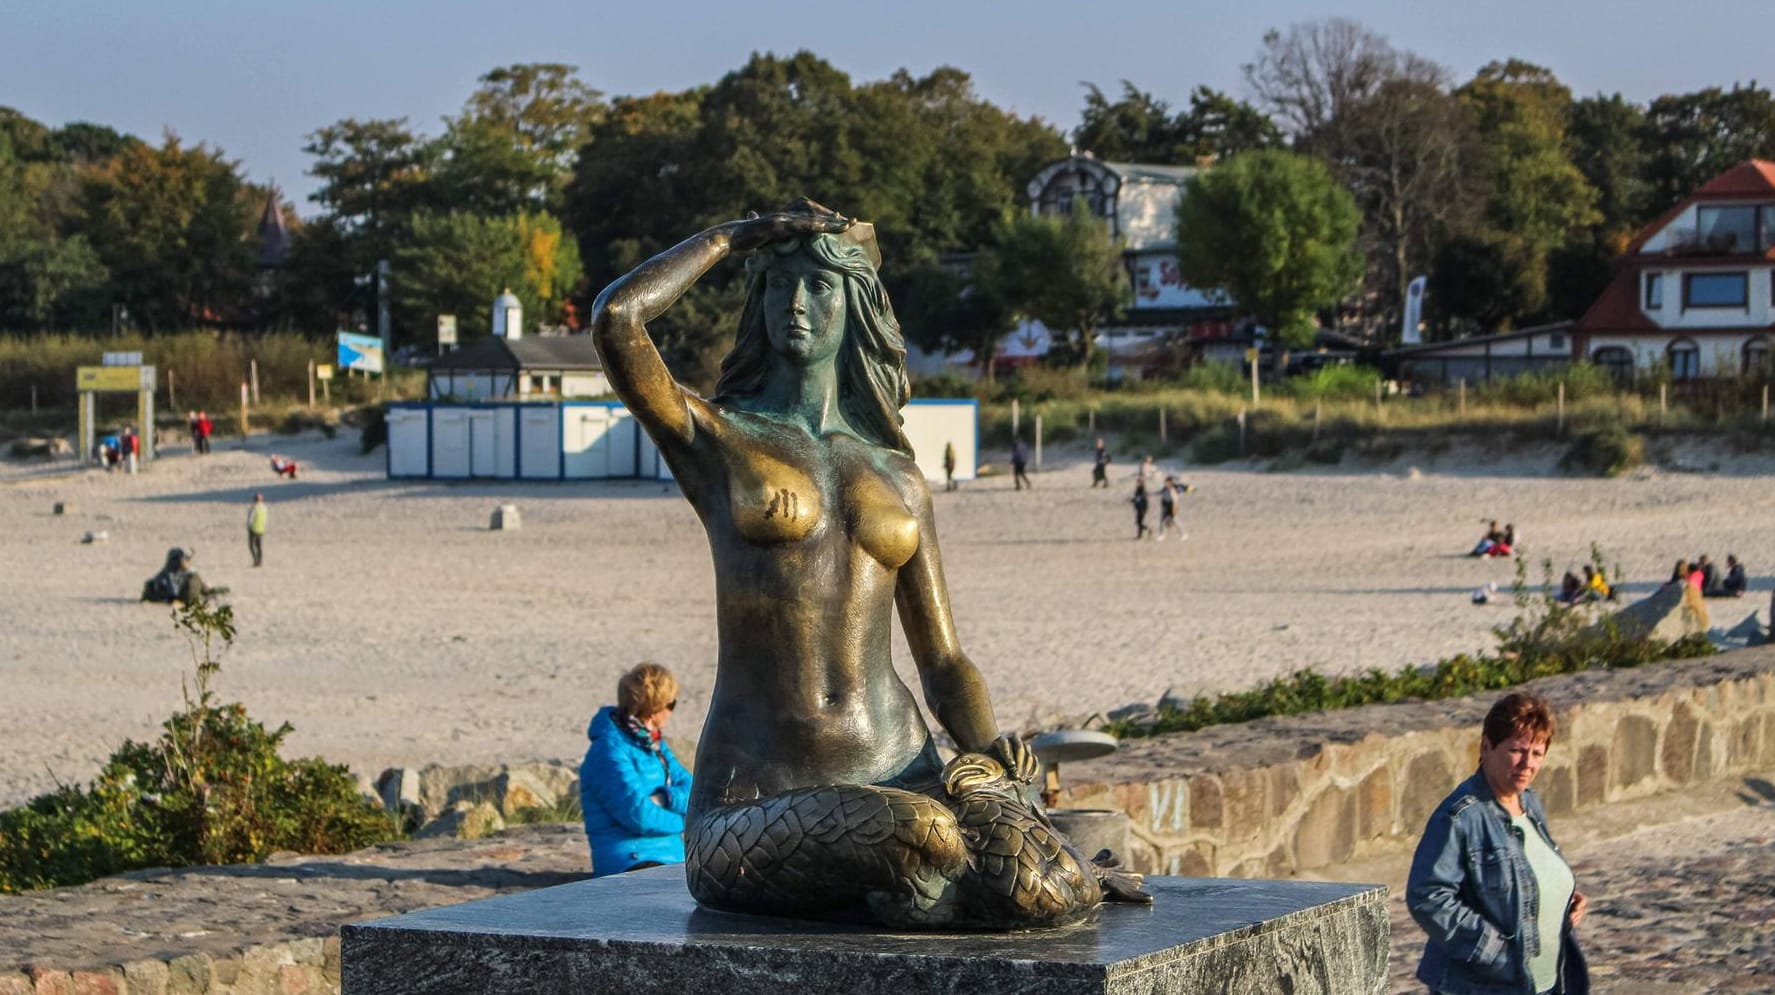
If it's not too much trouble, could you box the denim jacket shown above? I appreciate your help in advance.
[1406,772,1580,995]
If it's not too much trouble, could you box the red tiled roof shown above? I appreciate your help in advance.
[1575,270,1657,333]
[1692,159,1775,199]
[1624,159,1775,255]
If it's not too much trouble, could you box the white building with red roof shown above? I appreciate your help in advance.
[1574,160,1775,379]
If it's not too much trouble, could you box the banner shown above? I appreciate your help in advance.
[337,331,385,374]
[1401,276,1427,345]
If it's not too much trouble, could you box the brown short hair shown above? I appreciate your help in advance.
[1482,691,1555,748]
[617,663,678,718]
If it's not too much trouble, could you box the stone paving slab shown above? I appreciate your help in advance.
[0,825,590,975]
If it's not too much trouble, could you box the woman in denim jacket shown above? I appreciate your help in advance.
[1407,692,1589,995]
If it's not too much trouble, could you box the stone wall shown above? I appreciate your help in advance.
[0,938,338,995]
[7,649,1770,994]
[1057,648,1775,878]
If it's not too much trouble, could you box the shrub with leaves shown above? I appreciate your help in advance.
[0,601,395,893]
[1106,546,1713,740]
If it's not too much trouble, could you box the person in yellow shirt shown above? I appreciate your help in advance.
[247,493,268,567]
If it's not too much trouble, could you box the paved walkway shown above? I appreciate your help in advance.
[4,783,1772,993]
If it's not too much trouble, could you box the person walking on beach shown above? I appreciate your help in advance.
[1156,476,1186,542]
[1130,480,1152,540]
[1091,438,1111,488]
[122,425,139,474]
[1011,437,1032,491]
[195,411,213,454]
[943,441,958,492]
[247,493,268,567]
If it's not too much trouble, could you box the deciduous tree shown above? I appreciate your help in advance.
[1173,149,1361,352]
[977,202,1124,369]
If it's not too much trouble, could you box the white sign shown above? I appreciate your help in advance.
[437,314,458,346]
[1402,275,1427,345]
[102,351,143,367]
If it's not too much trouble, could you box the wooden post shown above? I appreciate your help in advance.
[321,375,330,405]
[249,360,260,405]
[239,381,249,440]
[1457,378,1466,418]
[1159,406,1168,447]
[1034,414,1044,470]
[308,360,316,408]
[1557,382,1566,437]
[1011,398,1020,440]
[1250,359,1260,409]
[1660,383,1668,426]
[167,368,177,412]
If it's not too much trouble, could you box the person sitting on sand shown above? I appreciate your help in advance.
[1483,524,1518,558]
[1584,565,1613,602]
[1470,520,1503,557]
[140,548,222,605]
[1696,554,1719,595]
[1557,570,1584,605]
[269,454,299,479]
[1717,555,1748,598]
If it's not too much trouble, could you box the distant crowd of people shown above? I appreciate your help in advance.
[1665,553,1747,598]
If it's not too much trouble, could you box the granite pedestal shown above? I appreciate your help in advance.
[343,866,1387,994]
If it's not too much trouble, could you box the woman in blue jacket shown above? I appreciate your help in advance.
[579,663,694,876]
[1407,692,1589,995]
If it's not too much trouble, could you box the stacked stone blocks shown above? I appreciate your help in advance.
[1059,650,1775,879]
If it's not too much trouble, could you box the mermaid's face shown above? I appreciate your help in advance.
[763,250,845,365]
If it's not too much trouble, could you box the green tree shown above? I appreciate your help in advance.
[563,53,1062,385]
[435,63,605,214]
[1568,93,1655,242]
[390,211,582,342]
[73,132,259,330]
[1173,149,1362,352]
[977,202,1125,369]
[892,260,1016,383]
[1073,81,1185,162]
[1174,86,1282,161]
[1642,82,1775,210]
[1442,61,1599,327]
[0,136,108,330]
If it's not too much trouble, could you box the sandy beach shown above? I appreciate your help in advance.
[2,430,1770,808]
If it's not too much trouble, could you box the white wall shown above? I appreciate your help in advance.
[519,406,561,479]
[1116,181,1185,253]
[1638,266,1774,329]
[387,408,429,477]
[562,372,610,398]
[1588,332,1773,376]
[901,401,977,483]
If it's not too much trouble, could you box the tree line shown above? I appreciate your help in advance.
[2,19,1772,381]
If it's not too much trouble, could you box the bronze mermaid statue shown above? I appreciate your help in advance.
[590,200,1149,929]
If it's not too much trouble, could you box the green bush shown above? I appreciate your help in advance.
[909,372,979,400]
[1280,364,1382,401]
[1561,424,1643,477]
[358,404,388,454]
[1105,549,1713,740]
[1171,362,1247,395]
[0,601,395,893]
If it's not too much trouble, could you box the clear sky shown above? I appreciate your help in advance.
[4,0,1770,216]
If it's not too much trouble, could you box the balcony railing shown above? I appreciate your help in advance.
[1662,226,1775,255]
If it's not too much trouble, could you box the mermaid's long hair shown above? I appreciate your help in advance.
[713,234,912,455]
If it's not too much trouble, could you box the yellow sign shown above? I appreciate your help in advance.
[316,365,335,380]
[77,366,143,391]
[1245,348,1260,363]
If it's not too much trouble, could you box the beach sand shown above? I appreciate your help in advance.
[2,431,1770,807]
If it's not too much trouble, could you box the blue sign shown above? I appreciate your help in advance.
[337,331,385,374]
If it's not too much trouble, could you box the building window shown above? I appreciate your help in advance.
[1696,205,1757,251]
[1592,346,1634,382]
[1668,339,1701,380]
[1745,337,1772,375]
[1683,272,1748,308]
[1644,273,1662,309]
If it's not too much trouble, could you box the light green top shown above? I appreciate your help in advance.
[1512,811,1573,993]
[248,502,268,535]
